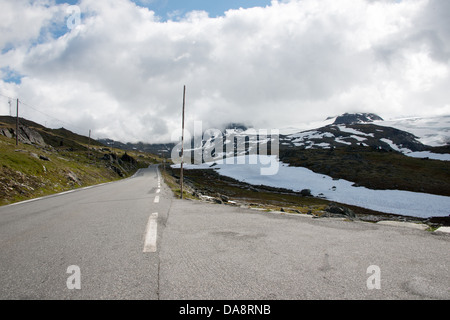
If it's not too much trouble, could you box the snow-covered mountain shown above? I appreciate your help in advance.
[176,113,450,163]
[279,113,450,161]
[373,115,450,147]
[173,113,450,218]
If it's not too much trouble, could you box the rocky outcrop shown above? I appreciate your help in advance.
[324,203,356,219]
[0,128,13,138]
[120,152,137,166]
[0,126,46,147]
[333,113,383,125]
[66,170,81,186]
[100,152,138,177]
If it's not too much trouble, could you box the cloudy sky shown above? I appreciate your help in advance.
[0,0,449,143]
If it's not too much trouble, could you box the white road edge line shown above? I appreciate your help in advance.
[5,168,148,208]
[6,181,114,207]
[143,212,158,253]
[154,195,160,203]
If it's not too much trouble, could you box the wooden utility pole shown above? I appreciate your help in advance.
[88,129,91,163]
[16,99,19,146]
[180,85,186,199]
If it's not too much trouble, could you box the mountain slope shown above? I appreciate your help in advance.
[333,112,384,125]
[176,113,450,198]
[277,114,449,196]
[0,116,159,205]
[374,115,450,147]
[280,123,428,153]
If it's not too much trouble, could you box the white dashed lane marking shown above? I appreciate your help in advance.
[143,213,158,253]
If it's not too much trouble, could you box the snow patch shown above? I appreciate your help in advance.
[405,151,450,161]
[380,138,413,153]
[336,125,374,137]
[175,155,450,218]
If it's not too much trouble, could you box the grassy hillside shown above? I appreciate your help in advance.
[0,118,161,206]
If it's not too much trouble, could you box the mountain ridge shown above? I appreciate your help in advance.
[332,112,384,125]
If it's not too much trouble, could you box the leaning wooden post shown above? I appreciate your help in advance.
[180,85,186,199]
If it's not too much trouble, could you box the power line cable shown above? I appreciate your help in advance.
[0,91,85,132]
[19,99,84,131]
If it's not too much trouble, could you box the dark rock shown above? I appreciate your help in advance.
[0,128,13,138]
[111,166,123,177]
[102,153,118,162]
[300,189,312,197]
[333,113,383,125]
[21,126,46,146]
[120,152,137,165]
[1,126,46,146]
[39,155,50,161]
[325,203,356,219]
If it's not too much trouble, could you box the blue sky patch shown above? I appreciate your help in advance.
[1,67,24,85]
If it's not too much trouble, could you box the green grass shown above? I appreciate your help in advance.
[160,165,198,200]
[0,134,161,206]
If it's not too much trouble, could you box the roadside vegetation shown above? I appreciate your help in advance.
[0,118,161,206]
[161,164,449,226]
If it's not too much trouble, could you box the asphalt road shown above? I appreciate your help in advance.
[0,165,449,300]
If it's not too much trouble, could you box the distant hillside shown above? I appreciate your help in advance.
[280,122,427,153]
[223,122,249,132]
[184,113,450,197]
[98,138,174,157]
[0,116,104,151]
[0,116,160,206]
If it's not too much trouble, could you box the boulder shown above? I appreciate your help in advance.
[1,126,46,147]
[325,203,356,219]
[300,189,312,197]
[111,165,123,177]
[66,171,81,185]
[101,154,113,161]
[21,126,46,146]
[120,152,137,165]
[0,128,13,138]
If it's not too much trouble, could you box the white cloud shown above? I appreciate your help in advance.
[1,0,449,143]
